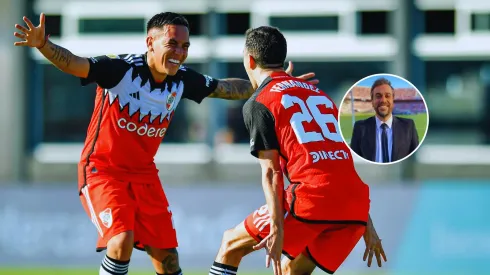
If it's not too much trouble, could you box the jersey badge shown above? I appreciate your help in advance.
[99,208,113,228]
[166,91,177,111]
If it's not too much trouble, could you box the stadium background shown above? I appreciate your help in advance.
[1,0,490,274]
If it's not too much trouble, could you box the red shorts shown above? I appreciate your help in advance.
[244,204,366,274]
[79,175,177,252]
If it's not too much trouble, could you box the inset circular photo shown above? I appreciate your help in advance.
[338,73,429,165]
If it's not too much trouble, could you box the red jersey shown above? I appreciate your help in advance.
[242,72,370,223]
[78,54,218,191]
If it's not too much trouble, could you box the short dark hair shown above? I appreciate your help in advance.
[370,77,394,98]
[146,12,189,33]
[245,26,287,69]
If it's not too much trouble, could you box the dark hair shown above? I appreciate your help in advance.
[370,77,394,98]
[245,26,287,69]
[146,12,189,33]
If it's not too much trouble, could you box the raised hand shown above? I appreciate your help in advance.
[14,13,46,48]
[285,61,319,85]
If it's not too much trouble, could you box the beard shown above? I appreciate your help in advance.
[376,105,391,117]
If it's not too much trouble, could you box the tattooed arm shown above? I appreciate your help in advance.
[208,78,255,100]
[205,61,319,100]
[38,40,90,78]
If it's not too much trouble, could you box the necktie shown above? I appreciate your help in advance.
[381,123,389,163]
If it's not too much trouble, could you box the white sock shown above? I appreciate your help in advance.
[99,254,130,275]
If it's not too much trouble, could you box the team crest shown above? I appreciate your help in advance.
[106,54,120,59]
[166,92,177,111]
[99,208,113,228]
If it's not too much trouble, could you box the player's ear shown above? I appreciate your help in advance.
[248,55,257,70]
[146,36,154,52]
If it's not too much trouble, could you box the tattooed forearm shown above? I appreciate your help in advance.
[49,43,73,67]
[208,78,255,100]
[37,40,90,78]
[161,248,180,274]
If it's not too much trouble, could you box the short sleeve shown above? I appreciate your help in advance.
[80,54,130,89]
[180,66,219,103]
[243,100,280,158]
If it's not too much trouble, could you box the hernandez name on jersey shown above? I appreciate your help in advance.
[242,72,369,223]
[78,54,218,183]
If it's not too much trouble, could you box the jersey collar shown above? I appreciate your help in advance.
[256,71,290,91]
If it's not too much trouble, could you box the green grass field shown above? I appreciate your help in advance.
[3,268,485,275]
[0,268,389,275]
[339,113,428,144]
[0,269,265,275]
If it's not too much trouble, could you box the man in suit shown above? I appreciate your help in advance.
[350,77,419,163]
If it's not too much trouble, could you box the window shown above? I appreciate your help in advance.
[41,63,96,142]
[45,14,62,37]
[424,61,486,139]
[471,13,490,31]
[423,10,455,34]
[269,15,339,32]
[357,11,390,35]
[78,18,145,34]
[181,13,205,36]
[224,13,250,35]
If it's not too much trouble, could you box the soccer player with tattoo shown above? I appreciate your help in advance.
[13,12,317,275]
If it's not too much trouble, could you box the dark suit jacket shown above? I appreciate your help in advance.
[350,116,419,162]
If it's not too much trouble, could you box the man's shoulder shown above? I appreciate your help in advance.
[394,116,415,126]
[172,65,212,82]
[243,93,261,113]
[242,92,275,118]
[174,64,201,76]
[354,116,375,127]
[91,54,147,73]
[99,53,144,63]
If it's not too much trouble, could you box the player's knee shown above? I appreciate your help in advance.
[219,228,249,257]
[107,231,134,260]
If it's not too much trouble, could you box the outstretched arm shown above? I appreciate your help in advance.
[38,40,90,78]
[208,78,254,100]
[208,61,319,100]
[14,13,89,78]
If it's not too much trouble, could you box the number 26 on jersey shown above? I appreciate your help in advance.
[281,95,343,144]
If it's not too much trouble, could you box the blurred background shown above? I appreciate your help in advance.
[1,0,490,274]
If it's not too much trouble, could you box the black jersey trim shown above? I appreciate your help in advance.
[305,246,335,274]
[289,184,367,225]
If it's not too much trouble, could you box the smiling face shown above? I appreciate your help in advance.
[146,24,190,77]
[371,83,394,119]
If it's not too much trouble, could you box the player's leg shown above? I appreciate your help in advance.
[281,253,316,275]
[132,182,183,275]
[145,246,182,275]
[210,204,318,275]
[299,224,366,274]
[210,221,259,275]
[79,176,137,275]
